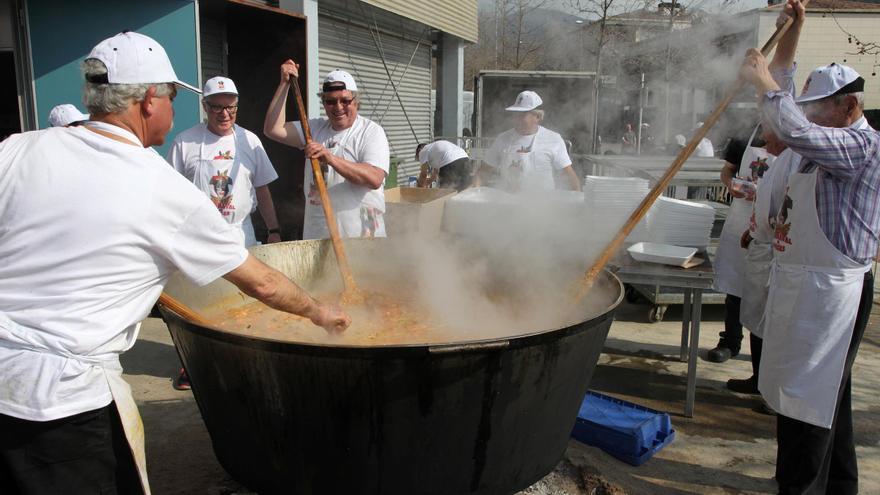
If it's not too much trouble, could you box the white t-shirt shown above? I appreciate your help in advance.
[166,123,278,246]
[696,138,714,158]
[418,140,469,170]
[0,125,248,421]
[485,126,571,191]
[295,115,390,239]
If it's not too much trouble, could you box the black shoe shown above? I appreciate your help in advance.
[708,345,739,363]
[755,398,776,416]
[727,376,759,394]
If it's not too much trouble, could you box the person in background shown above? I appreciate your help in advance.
[693,122,715,157]
[167,76,282,248]
[621,123,637,154]
[0,31,349,495]
[709,123,768,363]
[415,140,471,191]
[716,1,800,403]
[740,0,878,491]
[48,104,89,127]
[476,90,581,193]
[264,61,390,239]
[166,76,284,390]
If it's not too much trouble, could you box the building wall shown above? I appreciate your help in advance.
[362,0,477,43]
[317,0,434,182]
[757,10,880,109]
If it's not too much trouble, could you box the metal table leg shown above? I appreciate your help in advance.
[680,288,692,362]
[684,289,703,418]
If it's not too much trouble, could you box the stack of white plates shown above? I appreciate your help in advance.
[647,196,715,249]
[583,176,651,244]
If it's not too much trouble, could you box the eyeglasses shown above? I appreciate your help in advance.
[322,97,355,107]
[205,103,238,114]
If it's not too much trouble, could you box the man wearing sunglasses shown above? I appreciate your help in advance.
[168,76,282,248]
[265,61,390,239]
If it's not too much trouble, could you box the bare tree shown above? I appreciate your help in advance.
[568,0,642,151]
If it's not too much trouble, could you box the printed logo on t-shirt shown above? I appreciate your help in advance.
[773,190,793,252]
[749,157,770,181]
[210,170,235,216]
[214,150,234,160]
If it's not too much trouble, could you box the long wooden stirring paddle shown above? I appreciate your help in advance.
[575,2,808,300]
[158,293,212,327]
[289,74,361,300]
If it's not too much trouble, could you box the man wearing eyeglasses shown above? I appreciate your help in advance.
[264,61,390,239]
[167,76,283,248]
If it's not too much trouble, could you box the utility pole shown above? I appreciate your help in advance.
[663,0,677,144]
[637,72,645,155]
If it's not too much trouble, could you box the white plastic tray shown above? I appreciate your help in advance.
[627,242,698,267]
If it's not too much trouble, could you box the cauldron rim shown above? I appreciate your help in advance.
[160,269,623,358]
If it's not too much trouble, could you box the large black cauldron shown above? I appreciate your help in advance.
[161,239,621,495]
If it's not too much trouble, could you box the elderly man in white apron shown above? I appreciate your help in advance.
[735,140,796,397]
[476,90,582,193]
[710,5,800,372]
[264,62,390,239]
[741,11,880,492]
[167,76,283,248]
[0,32,349,495]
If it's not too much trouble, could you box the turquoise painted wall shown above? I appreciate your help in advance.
[27,0,200,155]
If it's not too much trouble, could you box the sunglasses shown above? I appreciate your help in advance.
[205,103,238,114]
[322,97,355,107]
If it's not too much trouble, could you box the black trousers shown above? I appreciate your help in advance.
[438,157,471,191]
[776,271,873,495]
[0,403,142,495]
[721,293,744,351]
[750,332,763,379]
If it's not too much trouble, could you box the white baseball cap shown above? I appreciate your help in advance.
[506,90,543,112]
[48,104,89,127]
[203,76,238,97]
[86,31,200,94]
[322,70,358,92]
[795,63,864,103]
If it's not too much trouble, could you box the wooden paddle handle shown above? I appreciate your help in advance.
[158,293,212,327]
[576,2,808,298]
[289,75,359,294]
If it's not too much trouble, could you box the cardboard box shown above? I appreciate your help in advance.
[384,187,457,236]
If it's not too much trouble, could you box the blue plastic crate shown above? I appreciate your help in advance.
[570,391,675,466]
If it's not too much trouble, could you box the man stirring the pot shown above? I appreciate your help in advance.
[476,90,581,193]
[739,0,879,490]
[264,60,390,239]
[0,32,349,494]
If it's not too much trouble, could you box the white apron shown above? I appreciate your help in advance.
[500,130,554,192]
[41,121,152,493]
[740,149,797,335]
[758,169,871,428]
[195,125,257,247]
[302,128,386,240]
[713,127,774,296]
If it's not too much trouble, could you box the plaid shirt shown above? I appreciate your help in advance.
[761,89,880,264]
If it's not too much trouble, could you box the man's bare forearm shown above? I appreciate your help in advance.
[327,154,386,189]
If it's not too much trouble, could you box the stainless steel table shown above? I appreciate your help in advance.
[611,257,715,417]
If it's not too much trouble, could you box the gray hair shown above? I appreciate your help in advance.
[81,58,175,115]
[833,91,865,110]
[531,109,545,120]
